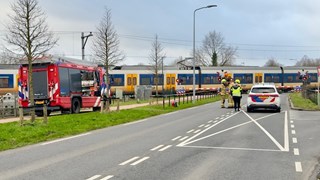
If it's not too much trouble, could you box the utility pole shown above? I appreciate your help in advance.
[81,32,93,60]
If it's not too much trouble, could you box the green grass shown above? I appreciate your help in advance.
[289,92,320,111]
[0,96,220,151]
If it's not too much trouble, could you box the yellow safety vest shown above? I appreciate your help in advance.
[231,85,242,97]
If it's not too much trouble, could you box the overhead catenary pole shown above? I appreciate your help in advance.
[81,32,93,60]
[192,5,217,103]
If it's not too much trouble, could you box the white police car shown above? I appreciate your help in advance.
[247,83,281,112]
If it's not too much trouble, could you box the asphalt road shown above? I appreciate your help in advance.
[0,93,319,180]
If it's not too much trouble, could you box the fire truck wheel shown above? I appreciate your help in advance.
[35,110,51,117]
[71,98,81,114]
[93,107,101,111]
[35,111,44,117]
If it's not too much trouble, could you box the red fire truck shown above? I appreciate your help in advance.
[19,56,107,116]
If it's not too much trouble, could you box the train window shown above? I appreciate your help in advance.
[265,76,272,82]
[203,76,211,84]
[171,77,175,85]
[127,77,132,85]
[113,78,122,86]
[167,77,170,85]
[133,77,137,85]
[213,77,219,84]
[140,77,150,85]
[287,76,293,82]
[180,77,187,85]
[0,76,10,88]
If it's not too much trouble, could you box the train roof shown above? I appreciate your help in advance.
[112,65,179,70]
[112,65,317,71]
[0,64,20,69]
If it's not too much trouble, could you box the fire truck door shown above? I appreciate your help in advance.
[32,70,48,100]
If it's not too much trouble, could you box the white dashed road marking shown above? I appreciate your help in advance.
[119,157,140,166]
[291,130,296,135]
[100,175,114,180]
[151,145,164,151]
[187,129,194,133]
[293,148,300,155]
[172,136,182,141]
[295,162,303,172]
[159,145,172,151]
[86,175,101,180]
[292,138,297,143]
[130,157,150,165]
[179,136,189,141]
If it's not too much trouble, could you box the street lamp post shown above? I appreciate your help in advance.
[193,5,217,103]
[161,56,165,95]
[81,32,93,60]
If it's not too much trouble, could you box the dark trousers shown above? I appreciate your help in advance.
[232,96,241,110]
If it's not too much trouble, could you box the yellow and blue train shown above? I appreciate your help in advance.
[0,64,19,95]
[108,65,318,94]
[0,64,318,96]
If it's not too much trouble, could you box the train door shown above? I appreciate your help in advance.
[254,73,263,83]
[165,74,176,92]
[126,74,137,93]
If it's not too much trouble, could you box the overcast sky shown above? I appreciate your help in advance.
[1,0,320,66]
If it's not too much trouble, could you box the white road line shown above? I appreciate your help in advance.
[180,145,282,152]
[41,132,91,145]
[119,157,140,165]
[130,157,150,165]
[215,117,219,120]
[199,124,205,128]
[244,111,286,151]
[294,148,300,155]
[204,124,210,128]
[86,175,101,180]
[208,120,213,123]
[187,129,195,133]
[151,145,164,151]
[292,138,298,143]
[221,115,225,117]
[284,111,289,151]
[291,130,296,135]
[100,175,114,180]
[295,162,303,172]
[172,136,182,141]
[123,119,148,126]
[194,129,201,133]
[177,112,240,146]
[291,124,295,128]
[290,120,293,123]
[179,136,189,141]
[213,120,218,123]
[159,145,172,151]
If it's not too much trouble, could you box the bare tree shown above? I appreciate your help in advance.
[194,48,209,66]
[264,57,283,67]
[200,31,237,66]
[149,34,165,96]
[92,7,125,78]
[0,48,21,64]
[220,46,237,66]
[5,0,58,122]
[295,55,320,66]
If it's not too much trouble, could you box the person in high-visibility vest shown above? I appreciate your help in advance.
[231,79,242,111]
[219,79,230,108]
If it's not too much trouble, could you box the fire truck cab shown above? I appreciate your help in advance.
[19,56,107,116]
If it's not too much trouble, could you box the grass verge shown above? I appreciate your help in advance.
[0,96,220,152]
[289,92,320,110]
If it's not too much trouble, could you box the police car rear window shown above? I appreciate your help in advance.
[251,87,276,93]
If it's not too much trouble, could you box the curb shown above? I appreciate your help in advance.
[288,96,303,111]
